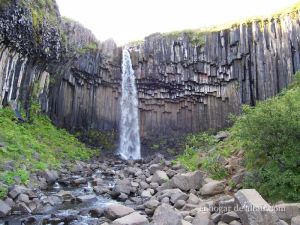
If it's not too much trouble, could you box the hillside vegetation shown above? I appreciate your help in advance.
[175,72,300,202]
[0,104,97,198]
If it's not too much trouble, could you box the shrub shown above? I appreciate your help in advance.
[232,72,300,202]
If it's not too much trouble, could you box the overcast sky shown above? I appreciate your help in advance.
[56,0,299,45]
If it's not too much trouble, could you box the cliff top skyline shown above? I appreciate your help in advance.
[56,0,299,45]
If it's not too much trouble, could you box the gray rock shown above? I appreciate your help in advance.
[174,200,186,209]
[182,221,192,225]
[152,203,183,225]
[141,190,152,198]
[151,171,169,185]
[170,171,204,191]
[17,193,30,204]
[76,194,97,203]
[144,199,160,209]
[187,193,200,205]
[211,213,222,223]
[40,170,59,185]
[229,221,242,225]
[0,200,11,217]
[149,164,163,174]
[72,177,87,186]
[112,212,149,225]
[8,185,28,199]
[118,193,129,201]
[55,190,75,202]
[89,207,104,218]
[192,211,213,225]
[200,180,225,196]
[215,131,229,141]
[158,188,188,204]
[234,189,282,225]
[18,202,31,213]
[104,204,135,220]
[275,203,300,222]
[114,179,132,195]
[221,211,239,223]
[292,216,300,225]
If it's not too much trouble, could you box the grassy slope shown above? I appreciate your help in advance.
[0,105,97,198]
[175,72,300,202]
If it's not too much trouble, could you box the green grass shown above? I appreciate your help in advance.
[0,104,97,198]
[175,71,300,202]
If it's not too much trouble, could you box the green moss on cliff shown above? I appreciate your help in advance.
[163,29,206,47]
[0,104,97,198]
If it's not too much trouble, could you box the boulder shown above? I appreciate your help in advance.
[149,164,163,174]
[114,179,132,195]
[112,212,149,225]
[76,194,97,203]
[192,211,213,225]
[275,203,300,222]
[229,221,242,225]
[158,189,188,204]
[151,171,169,185]
[0,200,11,217]
[144,199,160,210]
[8,185,28,199]
[187,193,200,205]
[200,180,225,196]
[104,204,135,220]
[170,171,204,191]
[292,216,300,225]
[152,203,183,225]
[55,190,75,202]
[174,200,186,209]
[234,189,282,225]
[40,170,59,185]
[215,131,229,141]
[221,211,240,223]
[89,207,104,218]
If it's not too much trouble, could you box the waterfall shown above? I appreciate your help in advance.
[119,48,141,160]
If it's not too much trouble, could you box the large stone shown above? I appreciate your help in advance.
[234,189,282,225]
[275,203,300,222]
[144,199,160,209]
[200,180,225,196]
[170,171,204,191]
[292,216,300,225]
[112,212,149,225]
[149,164,163,174]
[187,193,200,205]
[8,185,29,199]
[0,200,11,217]
[158,189,188,204]
[114,179,132,195]
[104,204,135,220]
[40,170,59,185]
[221,211,240,223]
[76,194,97,203]
[152,203,183,225]
[151,171,169,185]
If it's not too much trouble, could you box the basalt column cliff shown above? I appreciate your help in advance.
[0,0,300,138]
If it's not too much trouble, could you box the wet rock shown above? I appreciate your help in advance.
[94,186,110,195]
[104,204,135,220]
[170,171,204,191]
[200,180,225,196]
[112,212,149,225]
[72,177,87,186]
[18,202,31,213]
[0,200,11,217]
[40,170,59,185]
[221,211,240,223]
[76,194,97,203]
[151,170,169,185]
[234,189,282,225]
[89,207,104,218]
[292,216,300,225]
[55,190,75,202]
[152,203,183,225]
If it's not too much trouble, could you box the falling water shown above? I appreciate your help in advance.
[119,48,141,160]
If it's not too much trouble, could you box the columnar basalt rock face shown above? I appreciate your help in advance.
[1,0,300,138]
[128,13,300,136]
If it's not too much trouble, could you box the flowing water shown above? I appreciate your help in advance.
[119,48,141,160]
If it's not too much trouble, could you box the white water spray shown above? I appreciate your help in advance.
[119,48,141,160]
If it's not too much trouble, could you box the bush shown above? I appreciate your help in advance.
[232,72,300,202]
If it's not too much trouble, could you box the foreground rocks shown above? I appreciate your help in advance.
[0,154,299,225]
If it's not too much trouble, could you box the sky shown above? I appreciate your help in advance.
[56,0,299,45]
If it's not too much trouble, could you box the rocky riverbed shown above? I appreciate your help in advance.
[0,153,299,225]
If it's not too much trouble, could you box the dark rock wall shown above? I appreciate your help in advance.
[1,0,300,137]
